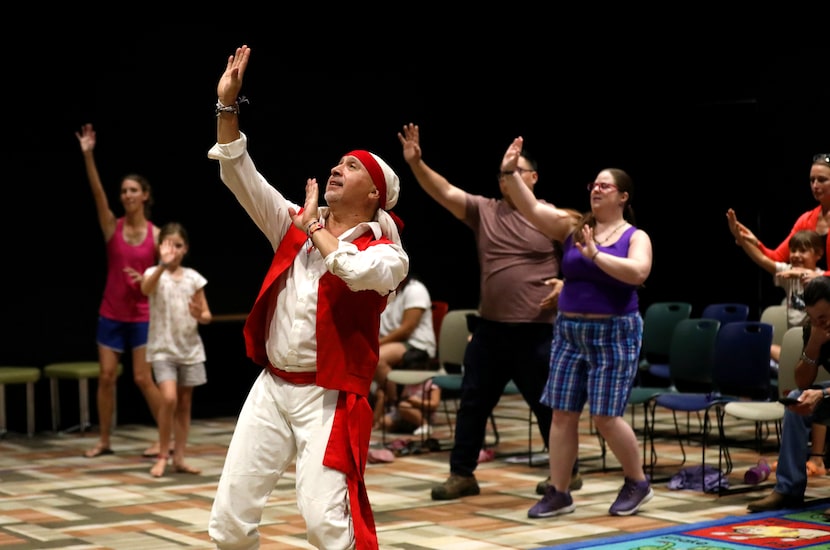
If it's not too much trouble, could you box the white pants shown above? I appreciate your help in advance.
[209,369,353,549]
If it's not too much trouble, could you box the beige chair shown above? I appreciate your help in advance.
[775,326,830,398]
[761,303,789,350]
[430,309,478,448]
[0,366,41,437]
[43,361,123,433]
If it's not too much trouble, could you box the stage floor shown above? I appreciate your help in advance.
[1,393,829,549]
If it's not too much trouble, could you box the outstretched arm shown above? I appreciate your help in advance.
[75,123,116,240]
[737,234,777,275]
[397,123,468,219]
[216,45,250,145]
[499,137,577,242]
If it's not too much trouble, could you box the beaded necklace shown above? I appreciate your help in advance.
[595,221,628,245]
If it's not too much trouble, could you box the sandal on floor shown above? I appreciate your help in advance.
[84,444,114,458]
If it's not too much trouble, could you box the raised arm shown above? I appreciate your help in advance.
[737,232,778,275]
[728,207,790,263]
[76,123,116,240]
[215,45,250,145]
[397,123,468,219]
[499,137,578,242]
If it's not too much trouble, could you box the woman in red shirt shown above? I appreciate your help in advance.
[728,153,830,278]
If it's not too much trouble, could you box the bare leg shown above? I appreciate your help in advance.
[548,410,581,491]
[85,345,121,457]
[593,414,647,481]
[172,387,200,474]
[133,345,165,455]
[151,379,177,477]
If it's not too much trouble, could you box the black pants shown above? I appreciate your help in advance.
[449,318,578,477]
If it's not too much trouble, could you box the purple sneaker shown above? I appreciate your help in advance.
[609,477,653,516]
[528,486,575,518]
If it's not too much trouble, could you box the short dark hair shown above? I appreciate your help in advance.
[804,276,830,307]
[789,230,824,256]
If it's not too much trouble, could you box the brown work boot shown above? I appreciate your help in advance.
[746,491,803,513]
[431,474,480,500]
[535,472,583,495]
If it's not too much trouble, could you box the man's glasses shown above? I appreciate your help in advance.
[814,153,830,164]
[587,182,618,192]
[498,168,535,179]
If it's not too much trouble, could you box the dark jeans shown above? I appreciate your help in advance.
[449,318,578,477]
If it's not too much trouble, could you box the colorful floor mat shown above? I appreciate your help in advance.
[550,502,830,550]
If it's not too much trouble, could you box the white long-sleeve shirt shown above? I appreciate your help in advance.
[208,133,409,372]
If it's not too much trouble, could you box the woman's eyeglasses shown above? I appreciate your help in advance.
[587,182,618,192]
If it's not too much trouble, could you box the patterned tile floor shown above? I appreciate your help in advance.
[1,394,829,549]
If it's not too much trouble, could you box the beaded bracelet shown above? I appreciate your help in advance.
[307,222,324,237]
[215,95,249,117]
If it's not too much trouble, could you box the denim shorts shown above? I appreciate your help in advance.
[96,316,149,353]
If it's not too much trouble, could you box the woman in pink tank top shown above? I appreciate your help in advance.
[76,123,164,459]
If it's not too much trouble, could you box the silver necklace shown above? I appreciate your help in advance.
[595,221,628,245]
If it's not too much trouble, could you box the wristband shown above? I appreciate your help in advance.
[591,250,601,261]
[307,222,324,237]
[801,352,819,367]
[215,95,249,117]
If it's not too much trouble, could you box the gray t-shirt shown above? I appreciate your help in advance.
[463,194,560,324]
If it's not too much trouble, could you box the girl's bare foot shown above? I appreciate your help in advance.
[172,462,201,475]
[150,456,168,477]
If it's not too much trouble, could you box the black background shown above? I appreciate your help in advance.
[4,23,829,430]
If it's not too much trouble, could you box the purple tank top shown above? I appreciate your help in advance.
[558,225,639,315]
[99,218,156,322]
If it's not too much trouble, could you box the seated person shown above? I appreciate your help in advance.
[374,274,436,383]
[374,349,442,433]
[748,276,830,514]
[731,223,827,473]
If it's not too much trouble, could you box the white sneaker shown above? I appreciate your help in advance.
[413,423,432,436]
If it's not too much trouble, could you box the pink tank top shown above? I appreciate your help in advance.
[99,218,156,322]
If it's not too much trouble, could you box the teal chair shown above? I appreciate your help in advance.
[645,318,722,481]
[638,302,693,384]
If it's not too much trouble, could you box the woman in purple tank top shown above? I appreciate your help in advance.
[499,136,655,520]
[76,123,163,459]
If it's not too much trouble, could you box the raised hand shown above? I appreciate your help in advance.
[158,238,177,266]
[75,123,96,153]
[217,45,251,106]
[397,123,422,164]
[500,137,523,173]
[289,178,320,232]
